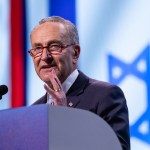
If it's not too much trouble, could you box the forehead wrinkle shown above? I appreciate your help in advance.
[32,22,66,35]
[31,22,71,44]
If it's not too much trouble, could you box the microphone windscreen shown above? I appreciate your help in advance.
[0,85,8,95]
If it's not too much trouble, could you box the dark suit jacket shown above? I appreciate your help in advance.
[33,71,130,150]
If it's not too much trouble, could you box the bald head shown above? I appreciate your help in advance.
[31,16,79,45]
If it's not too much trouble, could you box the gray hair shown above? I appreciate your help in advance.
[37,16,79,45]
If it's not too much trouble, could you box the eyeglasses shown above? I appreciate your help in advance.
[28,43,75,57]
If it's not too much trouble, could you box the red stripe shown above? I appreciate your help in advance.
[10,0,25,107]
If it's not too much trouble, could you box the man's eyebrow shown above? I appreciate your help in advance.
[33,40,64,47]
[32,43,42,47]
[47,40,63,45]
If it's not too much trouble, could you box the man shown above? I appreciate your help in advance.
[28,16,130,150]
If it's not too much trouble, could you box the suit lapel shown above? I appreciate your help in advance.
[33,71,89,107]
[33,93,47,105]
[66,71,89,107]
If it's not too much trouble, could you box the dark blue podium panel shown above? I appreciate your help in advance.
[0,105,49,150]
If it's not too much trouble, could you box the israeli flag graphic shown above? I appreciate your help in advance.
[78,1,150,149]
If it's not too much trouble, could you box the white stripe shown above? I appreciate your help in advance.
[0,0,10,109]
[107,0,150,61]
[26,0,49,105]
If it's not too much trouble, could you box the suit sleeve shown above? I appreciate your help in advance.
[97,85,130,150]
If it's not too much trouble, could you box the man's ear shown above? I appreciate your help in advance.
[73,45,80,58]
[73,45,80,64]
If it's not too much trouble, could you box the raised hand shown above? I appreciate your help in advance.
[44,69,67,106]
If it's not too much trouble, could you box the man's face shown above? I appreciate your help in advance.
[30,22,80,84]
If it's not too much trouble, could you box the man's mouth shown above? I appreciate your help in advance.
[40,65,56,72]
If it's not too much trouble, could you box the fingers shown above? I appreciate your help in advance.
[54,76,62,91]
[44,84,55,97]
[44,84,67,106]
[44,83,61,98]
[53,97,67,106]
[44,69,67,106]
[47,69,62,92]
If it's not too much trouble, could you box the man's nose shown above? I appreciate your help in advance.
[41,48,51,61]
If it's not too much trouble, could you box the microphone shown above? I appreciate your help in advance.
[0,85,8,100]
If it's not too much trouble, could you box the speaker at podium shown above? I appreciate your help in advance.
[0,104,122,150]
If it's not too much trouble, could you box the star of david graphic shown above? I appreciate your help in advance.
[108,45,150,144]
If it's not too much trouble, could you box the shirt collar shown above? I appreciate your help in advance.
[62,69,79,93]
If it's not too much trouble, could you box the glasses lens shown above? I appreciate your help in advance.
[29,44,66,57]
[49,44,61,54]
[35,47,43,55]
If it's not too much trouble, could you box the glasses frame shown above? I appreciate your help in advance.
[28,43,75,57]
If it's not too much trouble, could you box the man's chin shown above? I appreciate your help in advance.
[41,75,51,82]
[40,72,60,81]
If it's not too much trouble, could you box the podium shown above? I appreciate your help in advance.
[0,104,122,150]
